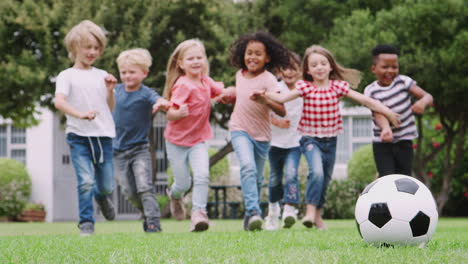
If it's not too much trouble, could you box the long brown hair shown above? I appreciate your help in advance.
[302,45,361,88]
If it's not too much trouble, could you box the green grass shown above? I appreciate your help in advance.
[0,218,467,263]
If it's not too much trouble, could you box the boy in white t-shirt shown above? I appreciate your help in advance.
[54,20,118,236]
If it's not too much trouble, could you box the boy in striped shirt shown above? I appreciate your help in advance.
[364,44,433,177]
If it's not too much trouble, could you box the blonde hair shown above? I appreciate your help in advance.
[163,39,209,99]
[64,20,107,61]
[116,48,152,72]
[302,45,361,88]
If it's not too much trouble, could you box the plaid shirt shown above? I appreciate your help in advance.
[296,79,350,137]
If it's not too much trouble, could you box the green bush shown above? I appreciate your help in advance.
[0,158,32,217]
[323,179,363,219]
[347,144,377,185]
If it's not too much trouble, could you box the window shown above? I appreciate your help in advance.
[336,114,372,164]
[0,124,27,165]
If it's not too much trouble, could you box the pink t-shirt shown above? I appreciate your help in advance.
[164,75,224,147]
[229,70,280,141]
[296,79,350,137]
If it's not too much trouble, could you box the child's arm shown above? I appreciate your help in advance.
[409,84,433,114]
[214,86,236,104]
[345,90,401,128]
[271,116,290,128]
[152,98,171,114]
[250,91,286,117]
[54,94,97,120]
[104,74,118,111]
[166,104,189,121]
[374,113,394,142]
[263,89,301,104]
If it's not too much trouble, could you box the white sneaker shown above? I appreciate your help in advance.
[265,202,280,231]
[282,204,298,228]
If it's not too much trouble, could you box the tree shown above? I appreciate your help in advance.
[325,0,467,213]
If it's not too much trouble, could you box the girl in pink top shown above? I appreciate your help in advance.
[255,45,400,230]
[163,39,225,232]
[221,32,290,231]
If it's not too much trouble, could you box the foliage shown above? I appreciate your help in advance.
[347,144,377,185]
[0,219,467,263]
[325,0,467,213]
[323,179,363,219]
[0,158,32,217]
[23,202,45,211]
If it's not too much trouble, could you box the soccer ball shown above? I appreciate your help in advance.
[355,174,438,247]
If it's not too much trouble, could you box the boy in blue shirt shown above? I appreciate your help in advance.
[113,48,170,232]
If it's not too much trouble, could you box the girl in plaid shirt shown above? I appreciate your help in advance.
[253,45,400,230]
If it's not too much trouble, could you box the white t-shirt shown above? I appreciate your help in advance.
[270,81,303,148]
[55,67,115,137]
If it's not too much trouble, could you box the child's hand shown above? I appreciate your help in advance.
[104,74,118,91]
[250,90,267,104]
[152,98,171,113]
[80,110,98,120]
[411,101,427,115]
[272,117,290,128]
[387,112,401,128]
[380,127,393,142]
[215,87,236,104]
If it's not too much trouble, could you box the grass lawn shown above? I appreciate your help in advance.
[0,218,467,263]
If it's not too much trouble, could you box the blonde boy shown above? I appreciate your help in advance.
[54,20,118,236]
[113,48,170,232]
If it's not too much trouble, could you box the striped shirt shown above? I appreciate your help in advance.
[364,75,418,142]
[296,79,349,137]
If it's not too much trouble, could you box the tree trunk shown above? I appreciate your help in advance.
[209,141,233,168]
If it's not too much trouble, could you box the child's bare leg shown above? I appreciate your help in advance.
[314,208,327,230]
[302,203,317,228]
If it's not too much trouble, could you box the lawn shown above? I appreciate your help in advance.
[0,218,466,263]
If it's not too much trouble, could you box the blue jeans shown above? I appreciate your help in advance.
[268,146,301,204]
[231,131,270,217]
[165,141,209,211]
[66,133,114,224]
[300,136,337,208]
[113,143,161,221]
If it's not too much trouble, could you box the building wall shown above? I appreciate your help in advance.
[26,109,55,222]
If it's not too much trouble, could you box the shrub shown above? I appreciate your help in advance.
[347,144,377,185]
[323,179,363,219]
[0,158,32,218]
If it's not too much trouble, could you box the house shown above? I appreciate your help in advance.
[0,104,372,222]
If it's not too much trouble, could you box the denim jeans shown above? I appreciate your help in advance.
[113,143,161,221]
[231,131,270,217]
[300,136,337,208]
[373,140,413,177]
[268,146,301,204]
[165,141,209,212]
[66,133,114,224]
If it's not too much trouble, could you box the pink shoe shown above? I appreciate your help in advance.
[190,209,209,232]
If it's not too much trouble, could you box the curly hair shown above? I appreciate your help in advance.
[371,44,400,65]
[229,32,290,73]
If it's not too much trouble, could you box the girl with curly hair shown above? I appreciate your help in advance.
[218,32,290,231]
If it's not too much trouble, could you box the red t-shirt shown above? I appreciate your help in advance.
[296,79,349,137]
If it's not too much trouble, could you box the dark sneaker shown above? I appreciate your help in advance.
[190,209,209,232]
[167,189,186,221]
[145,224,162,233]
[96,196,115,221]
[78,222,94,236]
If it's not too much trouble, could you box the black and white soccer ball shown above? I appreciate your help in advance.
[355,174,438,247]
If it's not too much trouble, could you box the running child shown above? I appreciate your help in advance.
[364,44,433,177]
[221,32,290,231]
[113,48,171,233]
[163,39,227,232]
[54,20,117,236]
[253,45,400,230]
